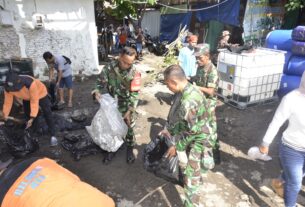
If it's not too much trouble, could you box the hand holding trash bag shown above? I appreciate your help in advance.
[259,145,269,154]
[143,136,183,185]
[25,118,34,129]
[123,110,132,127]
[247,146,272,161]
[158,128,171,139]
[166,146,177,159]
[91,90,102,101]
[86,93,127,152]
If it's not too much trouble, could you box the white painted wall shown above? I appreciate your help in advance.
[0,0,98,78]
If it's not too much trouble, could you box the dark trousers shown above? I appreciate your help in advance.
[23,96,55,136]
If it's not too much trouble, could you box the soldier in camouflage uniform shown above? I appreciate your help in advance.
[192,44,220,164]
[92,47,140,164]
[160,65,217,207]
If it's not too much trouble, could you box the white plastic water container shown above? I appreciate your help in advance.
[217,47,285,108]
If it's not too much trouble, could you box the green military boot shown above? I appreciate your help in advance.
[126,146,135,164]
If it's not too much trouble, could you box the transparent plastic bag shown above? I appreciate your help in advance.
[247,146,272,161]
[86,94,127,152]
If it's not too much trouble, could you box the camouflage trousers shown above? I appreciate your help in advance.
[118,105,136,147]
[183,146,215,207]
[208,99,220,164]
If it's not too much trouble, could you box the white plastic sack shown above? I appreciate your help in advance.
[247,146,272,161]
[86,94,127,152]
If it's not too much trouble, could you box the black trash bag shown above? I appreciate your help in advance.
[4,128,39,158]
[48,82,57,105]
[32,114,86,135]
[51,103,65,111]
[61,133,102,161]
[47,82,64,111]
[143,136,183,185]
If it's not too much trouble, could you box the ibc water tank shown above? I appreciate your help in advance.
[266,30,292,51]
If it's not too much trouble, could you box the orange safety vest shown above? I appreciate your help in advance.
[2,75,48,118]
[1,158,115,207]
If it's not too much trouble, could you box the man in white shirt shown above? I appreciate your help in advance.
[259,72,305,207]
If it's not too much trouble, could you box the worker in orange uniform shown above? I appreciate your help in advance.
[0,157,115,207]
[1,72,58,146]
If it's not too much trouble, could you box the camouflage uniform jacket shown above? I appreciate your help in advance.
[192,62,219,108]
[95,59,139,112]
[166,83,216,152]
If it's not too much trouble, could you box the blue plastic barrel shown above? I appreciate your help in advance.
[292,26,305,41]
[285,56,305,76]
[278,74,301,98]
[291,40,305,56]
[266,30,292,51]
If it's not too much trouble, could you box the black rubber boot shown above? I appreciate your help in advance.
[126,146,135,164]
[103,152,116,165]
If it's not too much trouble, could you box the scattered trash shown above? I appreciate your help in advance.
[71,113,87,122]
[33,114,86,135]
[2,126,39,158]
[61,132,102,161]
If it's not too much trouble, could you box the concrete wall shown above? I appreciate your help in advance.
[0,0,98,78]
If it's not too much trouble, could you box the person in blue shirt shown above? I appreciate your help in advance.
[178,35,198,80]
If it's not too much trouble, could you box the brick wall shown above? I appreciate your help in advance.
[0,27,21,59]
[0,0,98,78]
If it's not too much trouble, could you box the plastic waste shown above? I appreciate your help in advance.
[61,133,102,161]
[32,114,86,135]
[143,136,183,185]
[86,94,127,152]
[3,127,39,158]
[247,146,272,161]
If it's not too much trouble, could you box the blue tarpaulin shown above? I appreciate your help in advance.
[195,0,240,26]
[160,12,192,42]
[159,0,240,42]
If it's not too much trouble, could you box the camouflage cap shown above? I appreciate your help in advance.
[194,44,210,57]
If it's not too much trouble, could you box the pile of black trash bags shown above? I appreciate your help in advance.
[143,136,183,185]
[0,113,94,159]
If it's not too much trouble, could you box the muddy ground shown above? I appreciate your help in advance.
[1,52,305,207]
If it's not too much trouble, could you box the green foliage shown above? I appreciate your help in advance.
[109,1,137,19]
[103,0,157,20]
[285,0,305,11]
[163,49,178,68]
